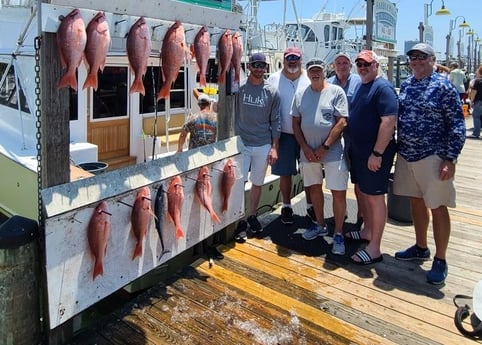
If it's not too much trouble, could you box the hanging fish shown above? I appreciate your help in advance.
[192,26,211,88]
[157,20,188,100]
[231,31,243,83]
[131,186,152,260]
[221,158,236,213]
[87,201,111,280]
[126,16,152,95]
[196,166,221,223]
[167,176,185,239]
[217,29,233,84]
[83,12,111,91]
[56,8,87,91]
[154,184,170,258]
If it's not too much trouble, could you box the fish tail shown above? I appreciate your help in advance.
[132,242,143,260]
[157,84,171,101]
[82,73,98,91]
[222,199,228,213]
[218,70,225,84]
[57,71,78,91]
[199,74,207,88]
[92,259,103,280]
[211,211,221,224]
[175,227,184,239]
[129,77,146,95]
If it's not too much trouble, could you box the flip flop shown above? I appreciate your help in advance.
[344,230,369,242]
[350,249,383,265]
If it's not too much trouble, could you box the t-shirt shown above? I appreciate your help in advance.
[235,79,281,147]
[182,111,217,149]
[449,68,466,93]
[267,70,310,134]
[291,83,348,163]
[327,73,362,104]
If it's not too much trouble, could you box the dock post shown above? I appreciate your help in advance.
[0,215,41,345]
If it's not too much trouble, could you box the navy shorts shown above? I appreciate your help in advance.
[271,133,300,176]
[350,140,396,195]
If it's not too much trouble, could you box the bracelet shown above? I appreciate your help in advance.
[372,150,383,157]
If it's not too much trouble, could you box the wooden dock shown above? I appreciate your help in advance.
[68,125,482,345]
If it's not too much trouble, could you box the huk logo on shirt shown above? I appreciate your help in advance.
[242,93,266,108]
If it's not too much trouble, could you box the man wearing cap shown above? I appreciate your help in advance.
[267,47,312,225]
[177,92,217,152]
[393,43,465,284]
[234,52,281,241]
[292,57,349,256]
[328,52,363,230]
[345,50,398,265]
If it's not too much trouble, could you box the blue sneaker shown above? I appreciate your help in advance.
[426,257,448,285]
[331,233,345,255]
[302,223,328,240]
[395,245,431,261]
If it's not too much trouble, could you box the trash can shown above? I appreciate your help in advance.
[78,162,109,175]
[387,173,413,223]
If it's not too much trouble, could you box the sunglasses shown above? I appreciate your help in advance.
[408,54,429,61]
[285,55,300,61]
[250,62,267,69]
[356,61,373,68]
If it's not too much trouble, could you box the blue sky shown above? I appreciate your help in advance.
[251,0,481,58]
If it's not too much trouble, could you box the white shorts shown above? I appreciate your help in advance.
[300,159,348,191]
[241,144,271,186]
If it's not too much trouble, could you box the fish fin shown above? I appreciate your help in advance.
[222,199,228,213]
[132,242,143,260]
[92,259,103,280]
[218,70,225,84]
[199,74,207,88]
[157,84,171,100]
[82,73,98,91]
[175,227,184,239]
[130,77,146,95]
[57,72,78,91]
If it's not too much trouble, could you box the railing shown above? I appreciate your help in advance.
[1,0,34,7]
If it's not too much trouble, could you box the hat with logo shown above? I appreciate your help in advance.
[249,53,267,63]
[284,46,302,58]
[355,50,379,63]
[306,58,325,71]
[406,43,435,56]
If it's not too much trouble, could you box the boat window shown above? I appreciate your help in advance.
[0,63,30,114]
[324,25,330,48]
[92,66,128,119]
[139,66,187,114]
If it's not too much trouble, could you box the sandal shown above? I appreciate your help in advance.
[350,249,383,265]
[344,230,369,242]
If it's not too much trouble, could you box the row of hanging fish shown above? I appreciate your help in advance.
[86,159,236,280]
[55,9,243,96]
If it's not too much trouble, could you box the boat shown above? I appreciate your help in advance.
[0,0,257,337]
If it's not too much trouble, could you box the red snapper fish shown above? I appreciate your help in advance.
[167,176,185,239]
[131,186,152,260]
[56,8,87,91]
[217,30,233,84]
[221,158,236,213]
[87,201,111,280]
[196,166,221,223]
[231,32,243,83]
[126,17,152,95]
[157,21,188,100]
[192,26,211,88]
[83,12,111,91]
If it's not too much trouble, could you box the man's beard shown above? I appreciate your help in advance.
[286,65,300,74]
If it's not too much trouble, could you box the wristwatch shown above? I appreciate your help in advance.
[444,157,457,164]
[322,143,330,150]
[372,150,383,157]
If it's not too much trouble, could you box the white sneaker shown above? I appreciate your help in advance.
[302,223,328,240]
[331,233,346,255]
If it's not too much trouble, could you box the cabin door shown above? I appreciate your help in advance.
[87,66,130,162]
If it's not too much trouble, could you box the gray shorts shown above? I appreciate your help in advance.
[393,154,456,208]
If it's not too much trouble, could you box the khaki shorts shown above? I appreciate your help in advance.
[393,155,456,208]
[300,159,348,191]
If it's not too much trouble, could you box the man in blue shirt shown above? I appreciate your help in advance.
[393,43,466,285]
